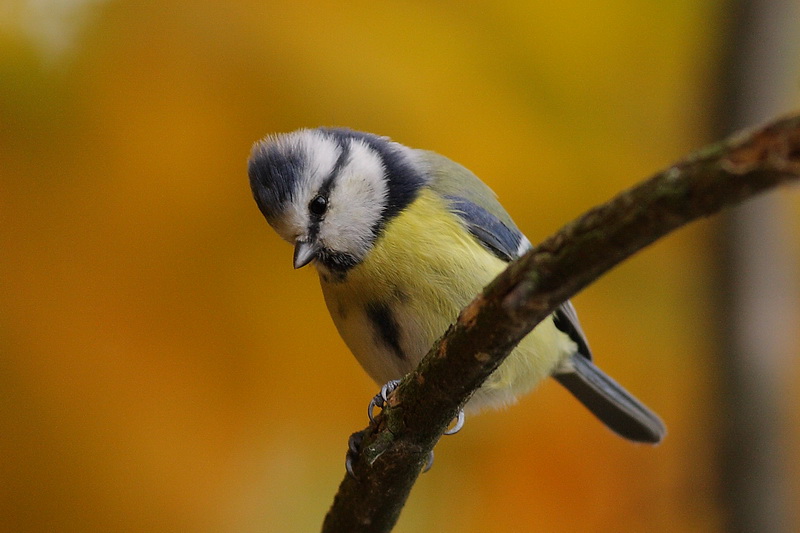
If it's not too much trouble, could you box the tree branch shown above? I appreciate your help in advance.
[321,113,800,533]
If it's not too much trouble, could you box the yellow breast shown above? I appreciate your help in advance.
[318,189,575,412]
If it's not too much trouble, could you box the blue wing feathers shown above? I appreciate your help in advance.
[444,195,523,262]
[444,194,593,360]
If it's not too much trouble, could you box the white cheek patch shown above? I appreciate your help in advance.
[319,140,388,259]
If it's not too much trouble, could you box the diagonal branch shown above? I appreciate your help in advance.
[321,113,800,533]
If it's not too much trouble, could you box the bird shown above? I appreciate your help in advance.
[247,127,665,448]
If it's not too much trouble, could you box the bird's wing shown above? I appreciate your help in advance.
[441,193,592,360]
[552,299,592,359]
[421,152,664,443]
[442,195,527,262]
[420,150,588,354]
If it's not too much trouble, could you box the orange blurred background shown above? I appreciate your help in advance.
[1,1,798,532]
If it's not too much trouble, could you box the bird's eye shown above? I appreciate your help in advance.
[309,195,328,216]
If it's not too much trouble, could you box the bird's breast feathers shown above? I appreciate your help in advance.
[318,189,574,410]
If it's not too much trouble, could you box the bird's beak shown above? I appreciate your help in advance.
[293,240,318,269]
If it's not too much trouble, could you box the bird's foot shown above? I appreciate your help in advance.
[346,379,400,479]
[346,380,465,476]
[367,379,401,423]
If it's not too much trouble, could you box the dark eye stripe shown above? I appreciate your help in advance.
[316,128,426,239]
[306,141,350,242]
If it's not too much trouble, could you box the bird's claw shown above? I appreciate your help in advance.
[345,429,366,479]
[348,380,401,479]
[444,409,465,435]
[423,450,434,473]
[348,381,465,477]
[367,379,401,423]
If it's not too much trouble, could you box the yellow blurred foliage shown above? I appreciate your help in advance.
[1,1,797,532]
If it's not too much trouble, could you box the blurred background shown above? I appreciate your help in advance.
[1,1,798,532]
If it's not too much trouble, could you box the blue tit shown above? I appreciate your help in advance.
[248,127,665,443]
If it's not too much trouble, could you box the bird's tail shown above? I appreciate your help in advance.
[553,354,666,443]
